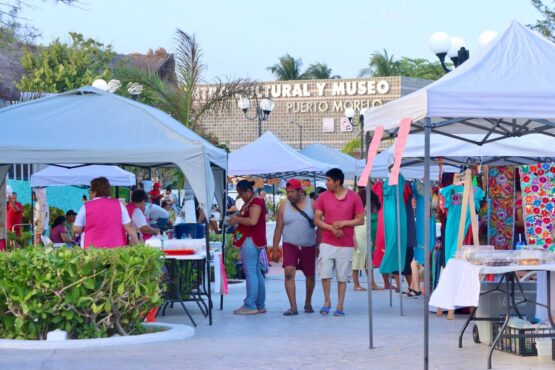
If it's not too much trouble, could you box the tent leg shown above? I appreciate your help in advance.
[220,170,228,311]
[366,182,375,349]
[30,188,35,243]
[395,185,404,316]
[423,118,432,370]
[205,220,212,325]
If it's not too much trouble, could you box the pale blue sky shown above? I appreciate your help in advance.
[20,0,541,81]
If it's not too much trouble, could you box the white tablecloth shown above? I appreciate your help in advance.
[429,259,555,310]
[145,238,205,250]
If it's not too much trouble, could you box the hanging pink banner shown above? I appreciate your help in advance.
[357,126,384,188]
[388,118,412,186]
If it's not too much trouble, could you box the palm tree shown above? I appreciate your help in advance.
[267,54,304,80]
[359,49,398,77]
[115,29,255,132]
[303,62,341,79]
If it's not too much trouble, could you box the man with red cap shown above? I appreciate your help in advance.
[272,178,317,315]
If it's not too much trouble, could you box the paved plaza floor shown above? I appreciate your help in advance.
[0,265,552,370]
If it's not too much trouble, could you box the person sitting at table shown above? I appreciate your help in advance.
[128,189,160,241]
[73,177,139,248]
[145,201,173,232]
[50,215,74,244]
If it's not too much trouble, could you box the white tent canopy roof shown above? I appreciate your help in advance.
[229,132,335,177]
[390,133,555,165]
[371,150,458,180]
[363,21,555,135]
[31,164,136,187]
[0,87,227,216]
[300,144,361,180]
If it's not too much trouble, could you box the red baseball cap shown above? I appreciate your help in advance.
[286,178,303,190]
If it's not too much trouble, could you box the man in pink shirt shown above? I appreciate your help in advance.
[314,168,365,316]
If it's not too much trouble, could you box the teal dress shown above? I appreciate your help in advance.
[379,175,407,274]
[414,181,436,264]
[440,185,485,262]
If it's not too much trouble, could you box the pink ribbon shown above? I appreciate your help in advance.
[357,126,384,187]
[388,118,412,185]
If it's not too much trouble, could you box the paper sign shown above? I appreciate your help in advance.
[357,126,384,188]
[388,118,412,186]
[322,118,335,133]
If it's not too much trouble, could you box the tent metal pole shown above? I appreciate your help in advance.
[220,169,228,310]
[423,118,432,370]
[204,219,213,325]
[395,183,404,316]
[366,168,374,350]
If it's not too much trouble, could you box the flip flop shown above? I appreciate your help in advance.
[304,305,315,313]
[319,306,331,316]
[354,286,368,291]
[283,309,298,316]
[371,285,384,291]
[333,309,345,317]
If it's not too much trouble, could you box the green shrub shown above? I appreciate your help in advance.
[0,245,164,340]
[6,231,33,249]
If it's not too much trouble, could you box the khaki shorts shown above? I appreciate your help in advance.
[318,243,354,282]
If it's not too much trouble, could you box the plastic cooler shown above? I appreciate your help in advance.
[174,223,206,239]
[475,280,537,346]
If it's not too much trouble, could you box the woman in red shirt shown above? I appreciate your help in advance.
[229,180,267,315]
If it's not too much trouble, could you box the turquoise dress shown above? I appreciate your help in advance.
[414,182,436,264]
[379,175,407,274]
[440,185,485,262]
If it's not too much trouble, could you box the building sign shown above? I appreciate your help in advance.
[196,79,391,114]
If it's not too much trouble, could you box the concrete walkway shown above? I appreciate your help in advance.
[0,266,552,370]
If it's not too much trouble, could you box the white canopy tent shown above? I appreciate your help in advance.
[229,132,335,177]
[0,86,228,326]
[31,164,136,187]
[361,21,555,369]
[300,143,361,180]
[0,87,227,217]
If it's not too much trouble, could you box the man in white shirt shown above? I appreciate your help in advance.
[145,202,172,230]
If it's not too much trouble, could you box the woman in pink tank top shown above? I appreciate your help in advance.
[73,177,139,248]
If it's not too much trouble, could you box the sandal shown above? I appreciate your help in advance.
[333,309,345,317]
[233,307,259,315]
[304,305,315,313]
[319,306,331,316]
[283,309,298,316]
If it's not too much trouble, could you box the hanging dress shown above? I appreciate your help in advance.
[440,184,485,262]
[414,181,436,265]
[379,175,407,274]
[371,181,386,267]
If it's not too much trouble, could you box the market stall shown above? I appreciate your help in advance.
[229,131,334,177]
[0,86,228,326]
[362,21,555,368]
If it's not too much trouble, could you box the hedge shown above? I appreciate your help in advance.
[0,246,164,340]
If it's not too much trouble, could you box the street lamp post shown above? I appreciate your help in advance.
[290,120,303,149]
[428,30,498,73]
[238,97,275,137]
[344,107,367,160]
